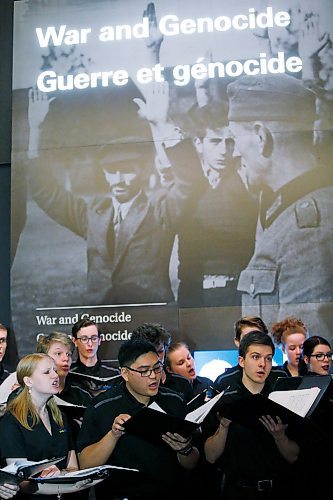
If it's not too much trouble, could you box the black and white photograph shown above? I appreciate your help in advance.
[10,0,333,356]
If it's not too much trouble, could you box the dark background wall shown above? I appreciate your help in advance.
[0,1,14,327]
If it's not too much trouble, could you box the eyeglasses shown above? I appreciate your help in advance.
[309,352,333,361]
[76,336,99,344]
[0,338,7,345]
[124,363,163,377]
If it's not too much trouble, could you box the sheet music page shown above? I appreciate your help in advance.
[148,402,166,413]
[268,387,321,417]
[185,391,224,423]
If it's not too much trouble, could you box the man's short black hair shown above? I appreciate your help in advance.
[131,323,171,348]
[118,339,158,367]
[71,318,100,339]
[239,331,275,358]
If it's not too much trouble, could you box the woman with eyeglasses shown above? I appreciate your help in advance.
[301,336,332,375]
[297,335,333,500]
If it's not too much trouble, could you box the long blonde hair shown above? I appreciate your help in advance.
[7,353,64,430]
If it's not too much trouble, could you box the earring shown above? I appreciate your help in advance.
[28,387,32,394]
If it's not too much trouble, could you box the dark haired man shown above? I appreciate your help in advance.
[131,323,195,402]
[139,3,258,310]
[204,331,300,499]
[70,318,120,395]
[214,316,286,393]
[234,316,268,340]
[177,100,258,308]
[77,339,199,500]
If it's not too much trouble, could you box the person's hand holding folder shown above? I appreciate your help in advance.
[217,414,232,431]
[161,431,199,469]
[259,415,288,441]
[259,414,299,463]
[111,413,131,440]
[161,432,191,453]
[0,483,19,499]
[37,465,61,479]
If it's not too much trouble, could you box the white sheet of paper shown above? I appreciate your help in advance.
[185,391,224,423]
[268,387,321,417]
[0,372,18,404]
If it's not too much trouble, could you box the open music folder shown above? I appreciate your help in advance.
[31,465,139,484]
[123,391,224,440]
[272,374,333,416]
[215,375,333,437]
[0,457,65,486]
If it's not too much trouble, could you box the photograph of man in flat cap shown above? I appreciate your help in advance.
[227,73,333,339]
[26,84,201,306]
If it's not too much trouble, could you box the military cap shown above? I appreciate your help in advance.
[227,74,316,123]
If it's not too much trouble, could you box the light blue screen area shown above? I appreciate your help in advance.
[194,349,284,382]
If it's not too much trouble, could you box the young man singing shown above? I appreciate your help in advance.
[77,338,199,500]
[204,331,300,499]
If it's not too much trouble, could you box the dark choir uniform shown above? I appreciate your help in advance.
[70,358,120,379]
[202,382,297,500]
[58,375,92,407]
[55,380,93,500]
[0,409,73,500]
[293,372,333,500]
[56,375,92,447]
[187,374,221,500]
[0,363,10,385]
[277,361,293,377]
[77,382,191,500]
[193,375,213,397]
[70,358,120,396]
[162,370,195,403]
